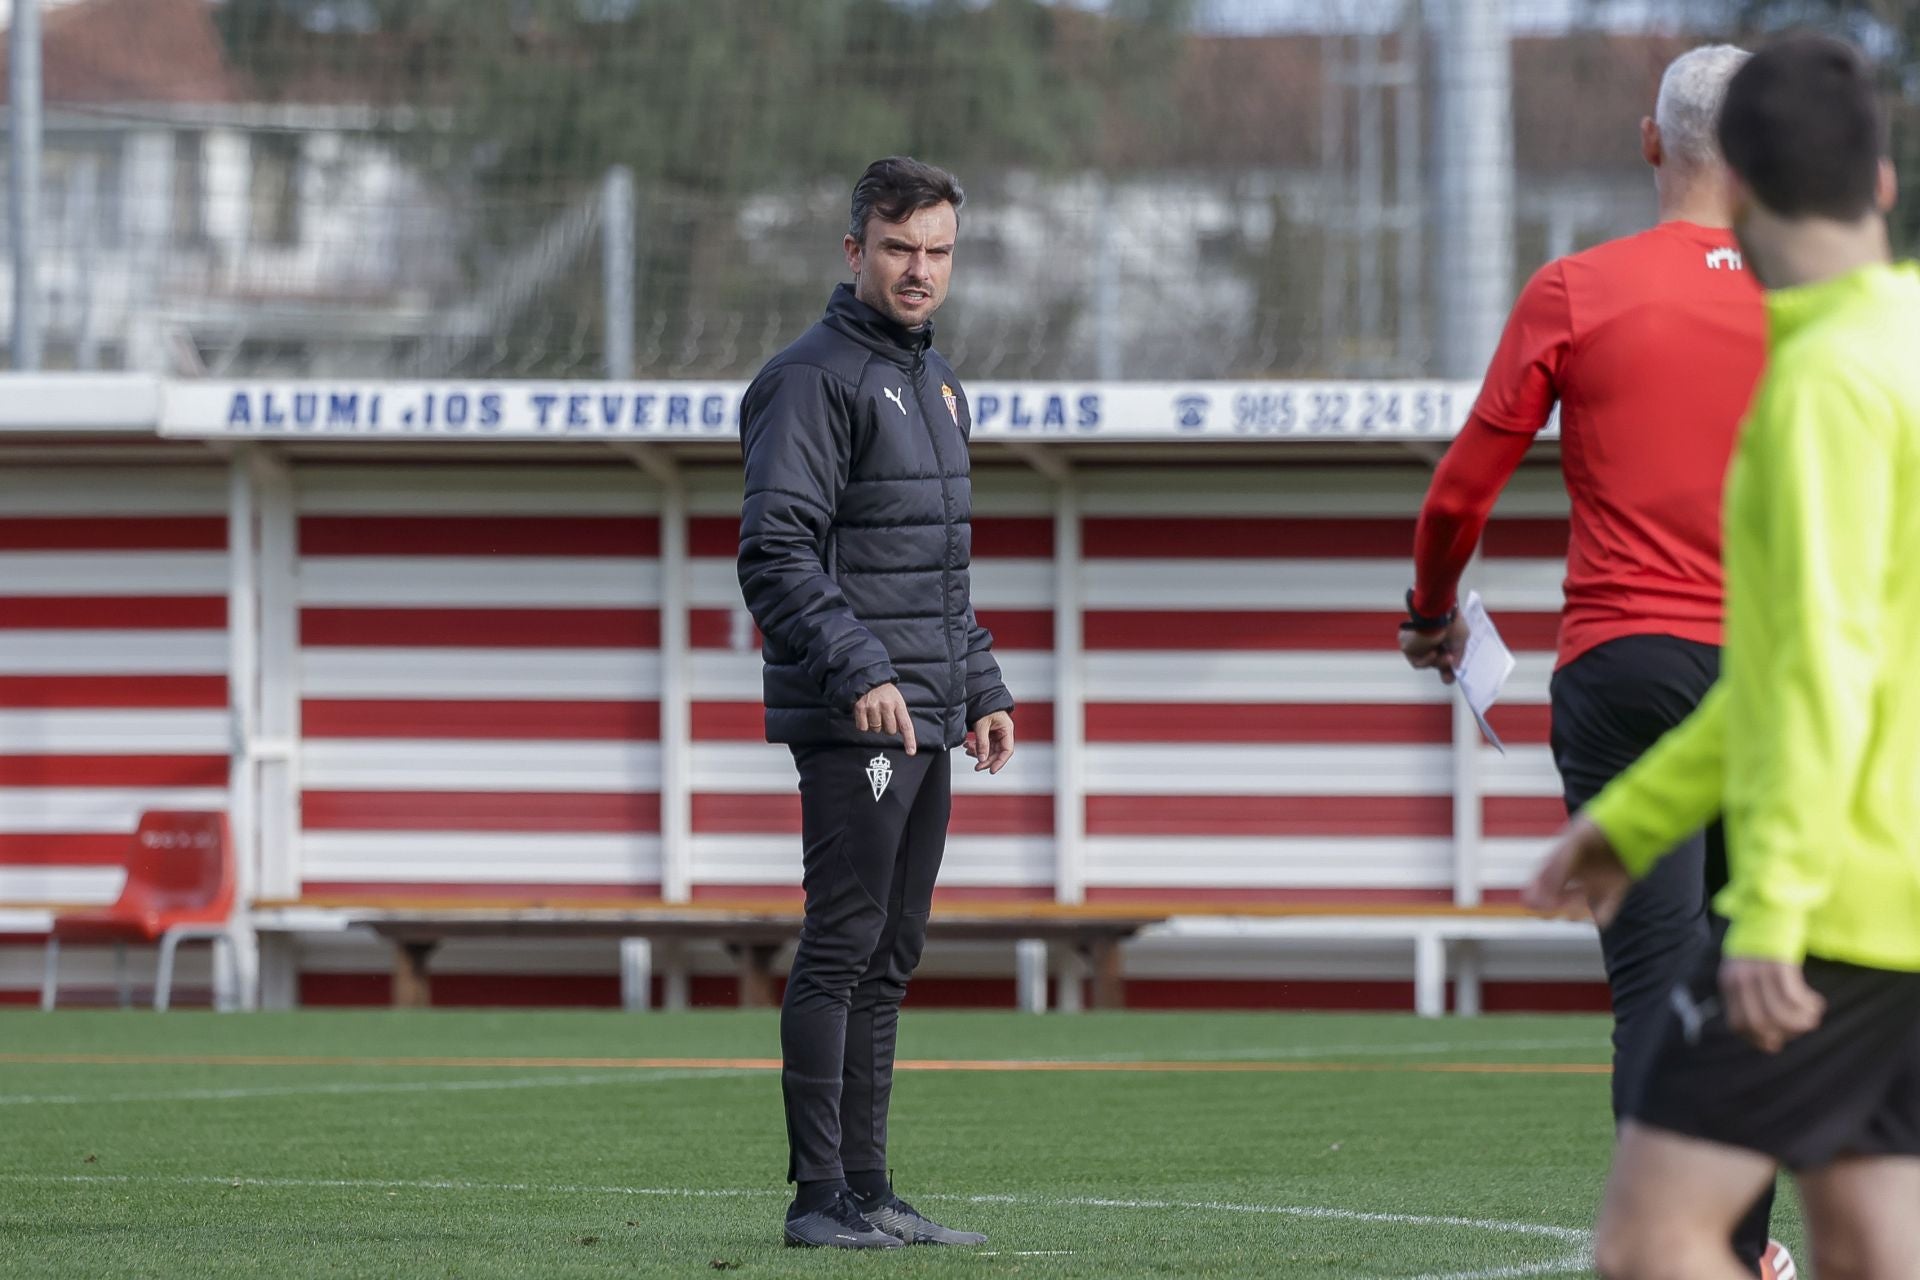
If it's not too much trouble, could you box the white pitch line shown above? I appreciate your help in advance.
[0,1173,1592,1279]
[952,1195,1590,1280]
[0,1069,746,1107]
[1055,1037,1608,1064]
[2,1173,774,1197]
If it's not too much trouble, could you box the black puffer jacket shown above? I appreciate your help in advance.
[738,284,1014,750]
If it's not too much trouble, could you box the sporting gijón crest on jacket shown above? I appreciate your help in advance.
[737,284,1015,751]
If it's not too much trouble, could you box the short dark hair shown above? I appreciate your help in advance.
[848,156,964,244]
[1717,32,1888,221]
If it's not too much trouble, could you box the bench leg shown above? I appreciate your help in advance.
[209,932,245,1014]
[218,927,258,1013]
[257,933,300,1011]
[660,941,690,1012]
[1414,929,1446,1018]
[155,932,183,1013]
[1015,939,1048,1014]
[1084,939,1125,1011]
[1454,941,1483,1018]
[391,941,438,1009]
[1054,947,1084,1014]
[734,944,781,1009]
[619,938,653,1012]
[40,938,58,1012]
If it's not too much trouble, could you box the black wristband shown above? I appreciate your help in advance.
[1400,588,1457,635]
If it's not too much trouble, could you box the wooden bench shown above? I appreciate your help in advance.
[1147,907,1598,1017]
[248,896,1596,1016]
[250,897,1169,1012]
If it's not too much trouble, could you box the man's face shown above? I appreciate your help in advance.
[844,202,957,331]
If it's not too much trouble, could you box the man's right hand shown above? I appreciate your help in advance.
[1523,813,1632,926]
[1721,957,1826,1054]
[853,683,917,756]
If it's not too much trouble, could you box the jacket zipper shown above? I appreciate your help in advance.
[911,348,962,731]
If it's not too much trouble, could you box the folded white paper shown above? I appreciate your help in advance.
[1457,591,1517,753]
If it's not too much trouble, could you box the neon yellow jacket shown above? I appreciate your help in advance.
[1586,262,1920,969]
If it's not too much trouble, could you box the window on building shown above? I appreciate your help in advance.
[249,133,302,248]
[173,131,207,247]
[42,140,123,251]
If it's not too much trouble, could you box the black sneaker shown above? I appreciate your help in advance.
[783,1192,904,1249]
[857,1193,988,1246]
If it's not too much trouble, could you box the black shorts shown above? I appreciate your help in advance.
[1633,949,1920,1170]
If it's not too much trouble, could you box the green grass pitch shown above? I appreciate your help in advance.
[0,1011,1800,1277]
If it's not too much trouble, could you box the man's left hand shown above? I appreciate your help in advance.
[967,711,1015,774]
[1399,613,1472,685]
[1721,957,1826,1054]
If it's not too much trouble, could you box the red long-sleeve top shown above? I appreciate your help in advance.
[1411,221,1768,668]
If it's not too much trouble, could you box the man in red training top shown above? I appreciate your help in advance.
[1398,45,1782,1277]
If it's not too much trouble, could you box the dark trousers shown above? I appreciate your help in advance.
[781,745,950,1184]
[1550,634,1771,1273]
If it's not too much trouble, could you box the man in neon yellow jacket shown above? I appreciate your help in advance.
[1527,32,1920,1280]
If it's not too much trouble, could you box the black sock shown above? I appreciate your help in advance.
[789,1177,847,1218]
[846,1170,891,1203]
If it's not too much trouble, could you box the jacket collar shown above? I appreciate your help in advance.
[823,283,933,368]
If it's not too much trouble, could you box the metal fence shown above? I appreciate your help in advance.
[0,0,1914,380]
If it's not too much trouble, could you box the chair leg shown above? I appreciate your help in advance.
[40,938,59,1012]
[114,942,130,1009]
[155,932,183,1013]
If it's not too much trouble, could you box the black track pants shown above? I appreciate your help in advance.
[1550,634,1771,1273]
[780,745,950,1183]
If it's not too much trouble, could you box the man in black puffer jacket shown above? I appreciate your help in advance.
[737,156,1016,1251]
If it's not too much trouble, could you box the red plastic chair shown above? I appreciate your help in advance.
[41,812,239,1012]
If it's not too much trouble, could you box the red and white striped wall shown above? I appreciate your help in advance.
[677,462,1570,908]
[0,466,231,908]
[1064,464,1567,905]
[293,466,667,898]
[272,460,1572,909]
[0,450,1596,1008]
